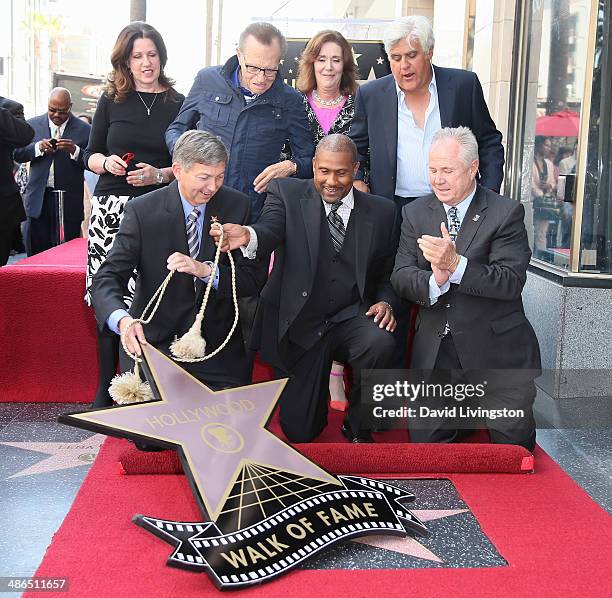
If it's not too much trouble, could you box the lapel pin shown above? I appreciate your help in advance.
[472,214,480,222]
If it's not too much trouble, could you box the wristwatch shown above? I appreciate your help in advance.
[155,169,164,184]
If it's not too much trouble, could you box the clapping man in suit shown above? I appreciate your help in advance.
[213,135,399,443]
[0,96,34,265]
[91,131,265,390]
[391,127,541,450]
[349,15,504,369]
[14,88,90,255]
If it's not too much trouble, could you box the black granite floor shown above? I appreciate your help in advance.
[0,400,610,598]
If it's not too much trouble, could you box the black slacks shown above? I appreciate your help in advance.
[25,188,81,256]
[0,229,12,266]
[407,334,537,450]
[277,311,396,443]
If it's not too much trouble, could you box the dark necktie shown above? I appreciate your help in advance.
[186,207,201,259]
[327,201,345,252]
[442,206,461,339]
[447,206,461,242]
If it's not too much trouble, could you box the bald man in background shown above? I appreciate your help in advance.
[14,87,90,255]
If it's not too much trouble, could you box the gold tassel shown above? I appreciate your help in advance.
[108,360,154,405]
[170,313,206,359]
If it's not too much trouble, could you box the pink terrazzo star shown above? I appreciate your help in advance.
[2,434,105,479]
[353,509,468,562]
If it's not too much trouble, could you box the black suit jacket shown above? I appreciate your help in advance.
[91,181,265,384]
[349,66,505,199]
[0,97,34,230]
[391,185,541,372]
[13,113,90,221]
[251,178,400,367]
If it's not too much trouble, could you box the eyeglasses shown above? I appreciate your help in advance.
[48,107,70,115]
[243,63,279,79]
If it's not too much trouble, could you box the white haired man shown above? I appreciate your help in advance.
[349,15,504,210]
[391,126,540,451]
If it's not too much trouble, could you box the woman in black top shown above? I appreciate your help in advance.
[84,22,184,408]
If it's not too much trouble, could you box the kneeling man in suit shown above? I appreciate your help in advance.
[215,135,400,443]
[391,126,541,450]
[91,130,265,390]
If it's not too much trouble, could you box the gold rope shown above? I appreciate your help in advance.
[120,220,237,365]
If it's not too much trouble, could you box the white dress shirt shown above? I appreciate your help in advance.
[395,69,442,198]
[242,188,355,258]
[428,183,477,305]
[34,118,81,161]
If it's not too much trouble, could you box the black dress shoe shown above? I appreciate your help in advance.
[341,423,374,443]
[133,441,165,452]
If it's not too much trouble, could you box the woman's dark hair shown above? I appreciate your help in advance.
[105,21,175,103]
[534,135,550,156]
[296,30,357,96]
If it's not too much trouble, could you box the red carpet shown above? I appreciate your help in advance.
[117,408,533,474]
[25,437,612,597]
[0,239,98,403]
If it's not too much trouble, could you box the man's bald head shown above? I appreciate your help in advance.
[47,87,72,126]
[315,133,358,164]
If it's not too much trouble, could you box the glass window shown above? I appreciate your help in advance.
[578,0,612,273]
[518,0,590,270]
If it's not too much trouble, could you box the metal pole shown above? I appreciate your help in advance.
[53,189,66,245]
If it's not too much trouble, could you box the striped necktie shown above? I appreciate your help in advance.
[447,206,461,242]
[186,207,201,259]
[442,206,461,339]
[327,201,345,252]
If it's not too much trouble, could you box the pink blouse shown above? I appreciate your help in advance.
[307,92,347,135]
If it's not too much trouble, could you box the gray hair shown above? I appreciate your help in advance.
[172,130,228,170]
[431,126,479,165]
[239,22,287,56]
[383,16,435,56]
[315,133,358,164]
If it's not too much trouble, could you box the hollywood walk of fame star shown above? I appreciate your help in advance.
[59,345,340,522]
[1,434,105,479]
[354,508,468,563]
[351,47,362,66]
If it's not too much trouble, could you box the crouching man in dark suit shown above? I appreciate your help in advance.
[391,126,541,450]
[91,130,265,390]
[213,134,400,443]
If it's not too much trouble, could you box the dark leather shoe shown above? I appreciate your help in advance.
[133,440,165,452]
[341,423,374,443]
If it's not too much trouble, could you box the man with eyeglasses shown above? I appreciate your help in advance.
[14,87,90,255]
[166,22,314,222]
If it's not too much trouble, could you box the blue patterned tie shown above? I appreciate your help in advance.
[442,206,461,339]
[186,207,200,259]
[447,206,461,242]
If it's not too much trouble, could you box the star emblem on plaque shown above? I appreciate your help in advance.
[60,345,427,589]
